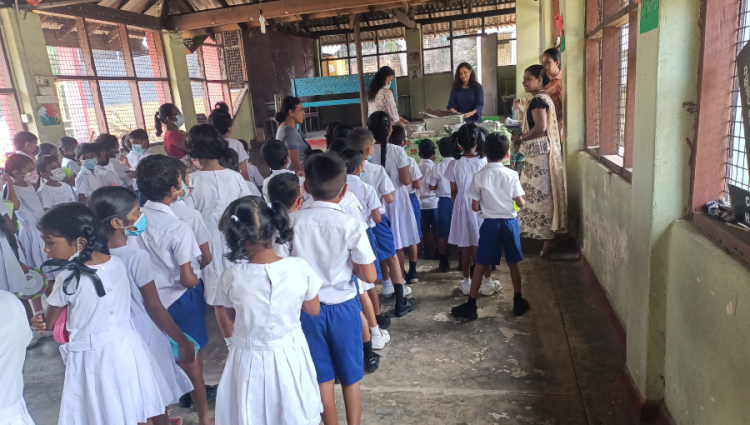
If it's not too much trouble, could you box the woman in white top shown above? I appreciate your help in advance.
[367,112,420,254]
[32,203,167,425]
[0,290,35,424]
[209,102,264,189]
[215,196,323,425]
[185,125,257,338]
[366,66,409,127]
[446,124,489,288]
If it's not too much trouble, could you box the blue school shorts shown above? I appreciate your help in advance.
[366,227,383,280]
[409,193,422,238]
[372,215,397,260]
[437,197,453,239]
[167,280,209,349]
[476,218,523,265]
[421,208,438,233]
[301,297,364,385]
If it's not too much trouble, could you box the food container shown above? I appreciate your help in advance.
[424,115,464,132]
[410,130,437,139]
[405,123,426,138]
[477,121,499,132]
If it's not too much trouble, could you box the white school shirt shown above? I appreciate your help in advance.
[0,291,33,422]
[406,157,423,195]
[417,158,439,209]
[427,157,456,198]
[0,202,25,293]
[188,169,257,230]
[15,151,34,160]
[226,138,264,187]
[107,160,133,188]
[468,163,525,219]
[37,183,75,210]
[62,157,81,176]
[110,245,156,317]
[361,161,395,214]
[95,165,120,187]
[46,256,132,342]
[346,174,381,228]
[215,257,323,341]
[372,143,411,188]
[14,185,44,225]
[290,201,375,305]
[170,199,211,276]
[262,169,305,202]
[127,201,201,308]
[126,151,149,191]
[75,168,103,198]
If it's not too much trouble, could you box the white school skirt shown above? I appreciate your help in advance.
[202,228,229,305]
[448,190,483,248]
[0,399,35,425]
[57,327,166,424]
[385,186,420,250]
[132,313,194,406]
[215,326,322,425]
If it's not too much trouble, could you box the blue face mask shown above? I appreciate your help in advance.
[360,170,367,179]
[132,144,147,155]
[124,214,147,237]
[174,114,185,128]
[82,158,98,170]
[176,181,191,202]
[367,155,374,162]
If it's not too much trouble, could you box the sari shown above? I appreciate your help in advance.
[545,70,563,124]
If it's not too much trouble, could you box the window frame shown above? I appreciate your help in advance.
[0,27,25,165]
[422,19,484,76]
[319,30,407,77]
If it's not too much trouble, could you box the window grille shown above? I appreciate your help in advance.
[727,0,750,192]
[616,24,629,157]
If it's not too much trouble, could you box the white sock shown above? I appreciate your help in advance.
[463,277,471,284]
[224,337,232,346]
[383,278,393,288]
[483,276,492,283]
[370,326,382,337]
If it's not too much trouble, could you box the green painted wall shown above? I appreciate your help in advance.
[516,0,541,97]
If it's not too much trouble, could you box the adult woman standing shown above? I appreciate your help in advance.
[209,102,264,188]
[447,62,484,122]
[367,66,409,127]
[275,96,311,174]
[511,65,567,256]
[155,103,186,158]
[541,48,563,124]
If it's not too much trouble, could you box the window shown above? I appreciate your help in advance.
[185,30,249,117]
[44,16,171,143]
[728,0,750,192]
[319,28,408,77]
[0,29,23,166]
[497,27,517,66]
[617,24,629,157]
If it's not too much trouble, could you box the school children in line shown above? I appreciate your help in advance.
[0,290,36,424]
[452,134,530,319]
[265,172,303,257]
[58,136,80,185]
[36,155,75,211]
[213,196,324,425]
[13,131,39,160]
[417,139,439,260]
[31,203,169,425]
[90,186,195,425]
[427,137,457,272]
[126,128,152,198]
[74,143,104,204]
[209,102,264,191]
[90,142,121,188]
[291,153,378,425]
[95,133,133,190]
[261,138,306,202]
[347,128,415,316]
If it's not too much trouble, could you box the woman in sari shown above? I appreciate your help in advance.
[511,65,567,256]
[542,48,563,125]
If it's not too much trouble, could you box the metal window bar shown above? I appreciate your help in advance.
[0,28,23,165]
[616,24,629,157]
[596,40,603,146]
[319,30,408,76]
[187,30,249,113]
[728,0,750,194]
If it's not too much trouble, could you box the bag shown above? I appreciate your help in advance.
[53,307,70,344]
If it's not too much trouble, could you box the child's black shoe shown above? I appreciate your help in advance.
[405,269,418,284]
[421,249,430,260]
[178,392,192,409]
[365,352,381,373]
[439,257,450,272]
[451,302,478,320]
[513,296,530,316]
[395,297,417,317]
[376,314,391,330]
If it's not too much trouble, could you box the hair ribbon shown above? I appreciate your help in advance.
[41,259,106,298]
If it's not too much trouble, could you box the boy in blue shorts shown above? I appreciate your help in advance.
[291,153,378,424]
[450,134,530,319]
[428,137,457,272]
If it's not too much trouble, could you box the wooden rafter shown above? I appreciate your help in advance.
[34,4,162,30]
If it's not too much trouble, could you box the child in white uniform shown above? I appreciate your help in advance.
[185,124,256,339]
[127,129,152,196]
[208,102,264,190]
[446,124,491,293]
[74,143,104,204]
[96,133,133,189]
[427,137,457,272]
[36,155,75,210]
[417,139,439,260]
[91,142,121,188]
[32,203,167,425]
[214,196,323,425]
[0,194,26,295]
[0,290,35,424]
[261,139,307,202]
[90,186,195,423]
[59,136,80,177]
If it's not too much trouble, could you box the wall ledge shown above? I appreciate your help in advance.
[682,215,750,268]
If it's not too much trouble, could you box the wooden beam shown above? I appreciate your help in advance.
[389,8,415,29]
[35,4,162,30]
[160,0,171,22]
[121,0,161,14]
[351,13,367,126]
[167,0,424,31]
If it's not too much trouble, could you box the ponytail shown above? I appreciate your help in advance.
[219,196,294,261]
[154,113,163,137]
[455,123,488,158]
[155,103,178,137]
[366,111,391,169]
[275,96,302,124]
[269,201,294,245]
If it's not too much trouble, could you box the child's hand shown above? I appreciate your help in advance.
[176,341,196,367]
[30,314,47,334]
[1,173,12,185]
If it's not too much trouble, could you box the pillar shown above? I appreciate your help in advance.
[516,0,542,97]
[0,9,66,143]
[160,30,197,130]
[404,28,425,118]
[627,0,702,401]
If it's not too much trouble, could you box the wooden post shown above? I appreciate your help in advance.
[351,13,367,126]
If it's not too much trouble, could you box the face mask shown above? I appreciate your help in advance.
[174,114,185,128]
[82,158,98,170]
[23,171,40,185]
[359,170,367,179]
[367,155,374,162]
[124,214,147,237]
[286,162,291,170]
[68,237,82,261]
[132,144,146,155]
[28,144,39,156]
[175,182,192,202]
[191,159,203,170]
[49,168,66,182]
[113,152,121,160]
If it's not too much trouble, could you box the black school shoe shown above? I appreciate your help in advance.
[395,297,417,317]
[513,297,530,316]
[405,269,419,284]
[365,352,382,373]
[376,314,391,330]
[421,249,430,260]
[451,302,478,320]
[179,392,192,408]
[205,384,218,403]
[439,257,450,272]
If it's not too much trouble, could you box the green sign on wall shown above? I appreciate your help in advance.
[640,0,659,34]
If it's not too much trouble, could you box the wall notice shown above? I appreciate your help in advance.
[736,40,750,173]
[640,0,659,34]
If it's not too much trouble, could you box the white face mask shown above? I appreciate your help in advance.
[48,168,66,182]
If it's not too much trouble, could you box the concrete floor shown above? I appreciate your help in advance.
[21,248,636,425]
